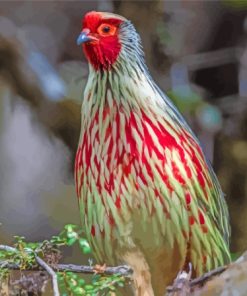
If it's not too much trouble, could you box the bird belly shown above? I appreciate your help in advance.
[75,108,230,294]
[77,144,188,294]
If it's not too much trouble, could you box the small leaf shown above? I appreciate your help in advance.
[117,281,125,287]
[65,224,78,232]
[78,278,85,286]
[67,237,78,246]
[73,287,85,295]
[84,284,94,290]
[79,238,91,254]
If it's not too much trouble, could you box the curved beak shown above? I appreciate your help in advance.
[77,31,92,45]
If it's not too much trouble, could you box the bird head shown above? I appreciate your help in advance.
[77,11,141,71]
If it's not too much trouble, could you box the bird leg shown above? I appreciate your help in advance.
[167,263,192,295]
[121,248,154,296]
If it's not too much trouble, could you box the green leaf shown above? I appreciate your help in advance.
[64,224,78,232]
[73,287,85,294]
[78,278,86,286]
[117,281,125,287]
[67,237,78,246]
[79,238,91,254]
[84,284,94,290]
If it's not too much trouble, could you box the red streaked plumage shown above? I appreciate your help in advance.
[75,11,230,296]
[76,108,213,208]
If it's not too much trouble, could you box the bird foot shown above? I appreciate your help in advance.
[176,263,192,282]
[93,263,107,274]
[168,263,192,295]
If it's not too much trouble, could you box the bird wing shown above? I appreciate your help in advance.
[133,91,231,274]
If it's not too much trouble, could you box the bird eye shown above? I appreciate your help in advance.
[102,26,110,33]
[97,23,117,36]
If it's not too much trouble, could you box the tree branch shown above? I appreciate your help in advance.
[0,245,17,253]
[35,255,60,296]
[166,265,227,294]
[57,263,132,276]
[0,260,132,277]
[190,265,227,287]
[2,243,236,295]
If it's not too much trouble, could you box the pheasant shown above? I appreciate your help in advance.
[75,11,230,296]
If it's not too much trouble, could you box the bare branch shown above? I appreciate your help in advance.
[0,245,17,253]
[35,255,60,296]
[166,265,227,294]
[190,265,226,287]
[55,263,132,276]
[0,260,132,277]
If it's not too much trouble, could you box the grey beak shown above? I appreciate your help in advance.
[77,32,92,45]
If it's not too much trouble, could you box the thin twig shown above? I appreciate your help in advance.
[0,245,60,296]
[0,260,132,277]
[0,245,17,252]
[166,265,227,293]
[190,265,227,287]
[55,263,132,276]
[35,255,60,296]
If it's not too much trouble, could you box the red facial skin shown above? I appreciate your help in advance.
[81,11,124,70]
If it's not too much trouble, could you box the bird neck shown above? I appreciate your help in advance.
[80,61,167,130]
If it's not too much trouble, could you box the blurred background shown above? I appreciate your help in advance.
[0,0,247,260]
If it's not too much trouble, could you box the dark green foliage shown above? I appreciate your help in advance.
[0,224,125,295]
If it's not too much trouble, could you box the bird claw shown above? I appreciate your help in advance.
[171,262,192,293]
[176,262,192,282]
[93,263,107,274]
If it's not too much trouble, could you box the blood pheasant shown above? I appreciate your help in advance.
[75,11,230,296]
